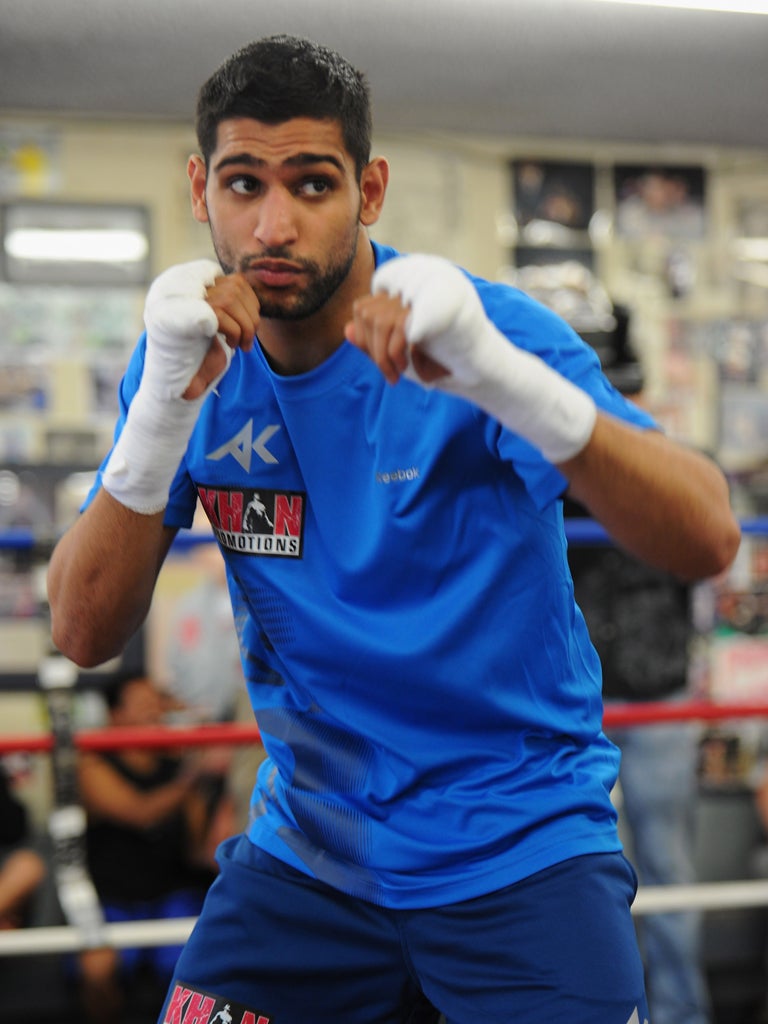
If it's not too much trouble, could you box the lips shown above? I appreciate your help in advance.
[249,260,303,288]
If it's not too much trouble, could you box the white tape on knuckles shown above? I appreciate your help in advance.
[372,254,597,463]
[143,259,223,401]
[103,260,228,514]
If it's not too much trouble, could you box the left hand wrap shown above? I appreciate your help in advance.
[102,259,229,514]
[372,254,597,464]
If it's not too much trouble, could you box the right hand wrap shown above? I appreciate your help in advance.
[372,254,597,465]
[102,260,227,514]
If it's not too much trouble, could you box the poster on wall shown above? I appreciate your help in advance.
[648,318,712,448]
[613,164,707,240]
[718,381,768,471]
[735,195,768,239]
[512,159,595,246]
[0,127,61,198]
[710,318,768,470]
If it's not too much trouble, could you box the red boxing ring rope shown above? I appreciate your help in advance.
[0,721,263,755]
[3,700,768,758]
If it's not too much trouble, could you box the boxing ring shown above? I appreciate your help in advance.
[2,520,768,958]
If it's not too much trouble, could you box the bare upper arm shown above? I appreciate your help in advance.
[48,491,180,666]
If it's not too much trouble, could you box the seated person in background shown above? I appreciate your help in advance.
[0,758,46,929]
[76,673,229,1024]
[568,536,711,1024]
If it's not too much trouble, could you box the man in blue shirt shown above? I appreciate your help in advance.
[47,34,740,1024]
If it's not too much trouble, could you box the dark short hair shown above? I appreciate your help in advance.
[195,35,372,178]
[101,672,148,712]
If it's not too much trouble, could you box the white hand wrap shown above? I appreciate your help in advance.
[102,259,228,514]
[372,254,597,464]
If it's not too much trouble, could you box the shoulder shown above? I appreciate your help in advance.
[471,272,595,367]
[371,240,402,267]
[468,271,657,432]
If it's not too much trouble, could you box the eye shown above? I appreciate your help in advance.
[229,175,261,196]
[299,177,332,197]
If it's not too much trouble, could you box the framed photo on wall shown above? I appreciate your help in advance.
[511,159,595,254]
[613,164,707,240]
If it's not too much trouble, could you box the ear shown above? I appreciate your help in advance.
[359,157,389,227]
[188,154,209,224]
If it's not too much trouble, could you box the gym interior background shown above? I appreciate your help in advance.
[1,1,768,1021]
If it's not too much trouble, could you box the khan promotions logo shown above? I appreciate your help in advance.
[197,485,305,558]
[163,982,272,1024]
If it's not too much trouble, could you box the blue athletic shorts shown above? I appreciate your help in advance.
[158,834,649,1024]
[104,889,206,980]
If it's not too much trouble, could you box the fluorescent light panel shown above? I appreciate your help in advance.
[5,227,149,264]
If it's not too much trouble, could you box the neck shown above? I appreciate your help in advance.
[257,232,375,376]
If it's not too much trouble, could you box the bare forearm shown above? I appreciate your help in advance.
[47,489,176,667]
[562,413,741,581]
[105,779,192,829]
[79,757,194,829]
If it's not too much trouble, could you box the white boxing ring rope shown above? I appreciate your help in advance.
[3,879,768,958]
[2,515,768,956]
[0,917,198,956]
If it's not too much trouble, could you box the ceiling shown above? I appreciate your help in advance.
[1,0,767,151]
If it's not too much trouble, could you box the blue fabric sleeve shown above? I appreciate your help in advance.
[473,276,657,510]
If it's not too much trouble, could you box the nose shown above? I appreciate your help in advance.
[253,188,299,249]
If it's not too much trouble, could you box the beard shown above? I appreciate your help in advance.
[212,223,360,321]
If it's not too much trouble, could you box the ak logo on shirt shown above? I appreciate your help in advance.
[163,982,272,1024]
[197,485,305,558]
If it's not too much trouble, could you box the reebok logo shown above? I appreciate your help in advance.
[206,420,281,472]
[376,466,419,485]
[198,485,305,558]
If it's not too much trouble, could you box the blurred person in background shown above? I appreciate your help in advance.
[568,540,711,1024]
[76,673,232,1024]
[0,757,45,929]
[567,339,712,1024]
[162,530,266,833]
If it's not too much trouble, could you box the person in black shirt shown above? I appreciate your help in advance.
[77,674,228,1023]
[0,759,45,929]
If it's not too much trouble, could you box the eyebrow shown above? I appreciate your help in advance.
[212,151,346,174]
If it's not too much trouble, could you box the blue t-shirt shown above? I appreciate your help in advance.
[89,242,656,908]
